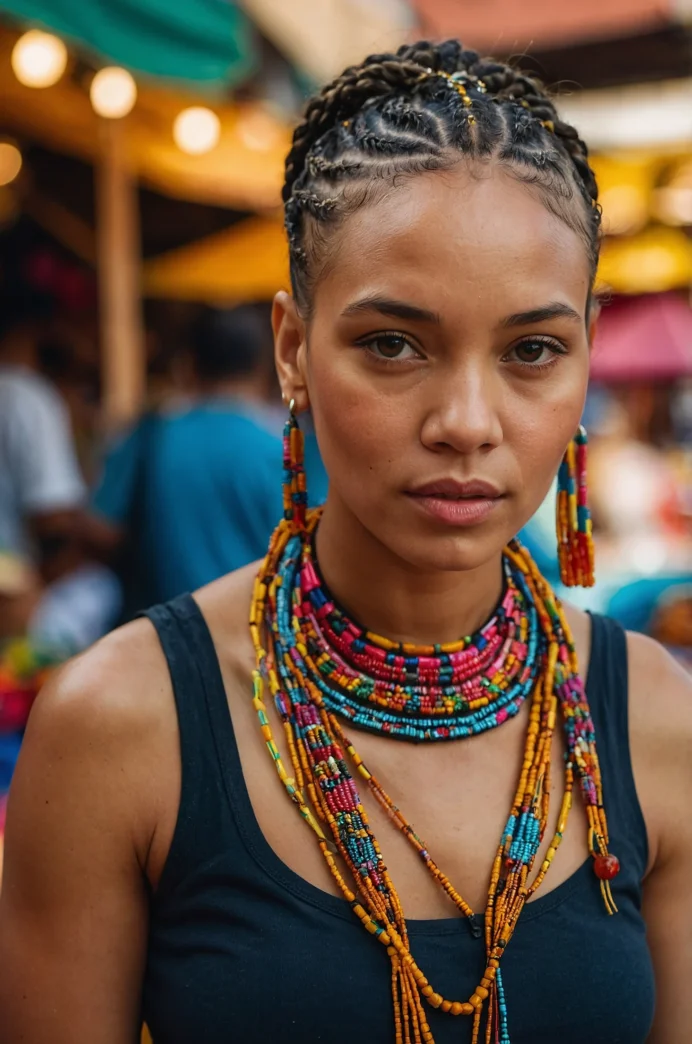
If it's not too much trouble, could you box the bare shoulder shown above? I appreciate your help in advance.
[625,631,692,871]
[194,561,258,675]
[16,615,176,868]
[626,630,692,756]
[0,619,171,1041]
[29,614,170,756]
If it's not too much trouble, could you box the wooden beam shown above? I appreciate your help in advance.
[96,118,145,430]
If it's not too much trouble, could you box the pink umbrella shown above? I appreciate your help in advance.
[591,293,692,382]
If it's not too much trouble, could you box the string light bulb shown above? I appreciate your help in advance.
[173,107,220,155]
[90,67,137,119]
[0,143,22,187]
[11,30,67,88]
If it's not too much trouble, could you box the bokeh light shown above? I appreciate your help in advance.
[90,67,137,119]
[0,144,22,187]
[11,30,67,88]
[173,107,221,155]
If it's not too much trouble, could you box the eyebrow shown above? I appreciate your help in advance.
[340,295,442,325]
[501,303,583,327]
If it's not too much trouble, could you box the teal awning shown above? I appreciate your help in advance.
[0,0,257,92]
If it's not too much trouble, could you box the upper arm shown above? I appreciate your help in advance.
[0,633,161,1044]
[627,633,692,1043]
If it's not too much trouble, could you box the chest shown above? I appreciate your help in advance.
[144,601,655,1044]
[146,882,654,1044]
[225,665,590,918]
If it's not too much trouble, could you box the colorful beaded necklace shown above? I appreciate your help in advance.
[249,415,619,1044]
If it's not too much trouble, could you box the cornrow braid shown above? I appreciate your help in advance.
[284,39,600,314]
[283,58,430,204]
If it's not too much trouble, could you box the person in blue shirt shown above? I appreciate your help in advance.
[86,305,327,615]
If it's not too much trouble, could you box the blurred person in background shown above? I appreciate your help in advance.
[0,310,119,652]
[84,304,327,617]
[5,39,692,1044]
[0,313,85,605]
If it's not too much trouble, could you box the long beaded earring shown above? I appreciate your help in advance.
[556,425,595,587]
[283,398,307,532]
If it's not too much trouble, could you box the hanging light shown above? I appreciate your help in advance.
[90,67,137,119]
[0,143,22,187]
[173,107,221,155]
[11,30,67,88]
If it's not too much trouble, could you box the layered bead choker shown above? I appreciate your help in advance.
[288,546,542,742]
[250,421,618,1044]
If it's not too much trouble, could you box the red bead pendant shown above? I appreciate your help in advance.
[593,853,620,881]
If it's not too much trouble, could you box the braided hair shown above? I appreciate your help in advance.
[283,39,600,315]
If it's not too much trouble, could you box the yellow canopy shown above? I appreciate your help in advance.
[142,214,289,301]
[0,27,289,210]
[598,226,692,294]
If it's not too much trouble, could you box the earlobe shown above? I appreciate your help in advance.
[272,291,309,410]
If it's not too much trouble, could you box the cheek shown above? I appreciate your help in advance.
[507,369,588,502]
[307,350,414,485]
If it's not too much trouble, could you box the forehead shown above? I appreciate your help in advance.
[313,164,591,321]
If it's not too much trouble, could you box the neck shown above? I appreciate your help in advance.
[314,495,504,647]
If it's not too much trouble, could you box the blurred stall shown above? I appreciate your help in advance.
[143,215,288,302]
[592,293,692,382]
[0,7,294,429]
[0,1,300,887]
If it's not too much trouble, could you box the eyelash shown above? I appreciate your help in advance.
[355,332,569,369]
[503,336,568,371]
[356,331,422,364]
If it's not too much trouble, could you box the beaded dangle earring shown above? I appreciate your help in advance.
[556,425,595,587]
[283,398,307,532]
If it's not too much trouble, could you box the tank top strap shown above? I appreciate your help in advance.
[141,593,250,899]
[584,612,649,880]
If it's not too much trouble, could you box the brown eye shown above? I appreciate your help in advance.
[515,341,548,363]
[505,338,565,368]
[362,334,419,361]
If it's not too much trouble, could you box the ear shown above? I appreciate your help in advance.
[587,294,601,349]
[272,291,309,410]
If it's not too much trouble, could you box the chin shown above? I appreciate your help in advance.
[379,521,512,575]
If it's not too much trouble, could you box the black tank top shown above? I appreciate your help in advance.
[141,594,655,1043]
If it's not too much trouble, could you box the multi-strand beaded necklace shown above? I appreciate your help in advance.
[249,417,618,1044]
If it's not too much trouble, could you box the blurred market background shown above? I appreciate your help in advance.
[1,0,692,870]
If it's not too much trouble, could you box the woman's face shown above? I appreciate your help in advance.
[275,164,592,573]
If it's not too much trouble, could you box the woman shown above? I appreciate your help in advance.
[1,40,690,1044]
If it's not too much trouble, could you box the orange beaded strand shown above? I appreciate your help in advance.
[250,482,617,1042]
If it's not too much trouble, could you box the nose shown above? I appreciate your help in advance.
[419,362,504,455]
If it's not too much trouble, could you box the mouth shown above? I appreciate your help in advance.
[405,479,505,527]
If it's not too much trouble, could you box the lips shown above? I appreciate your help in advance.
[405,478,504,527]
[408,478,502,500]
